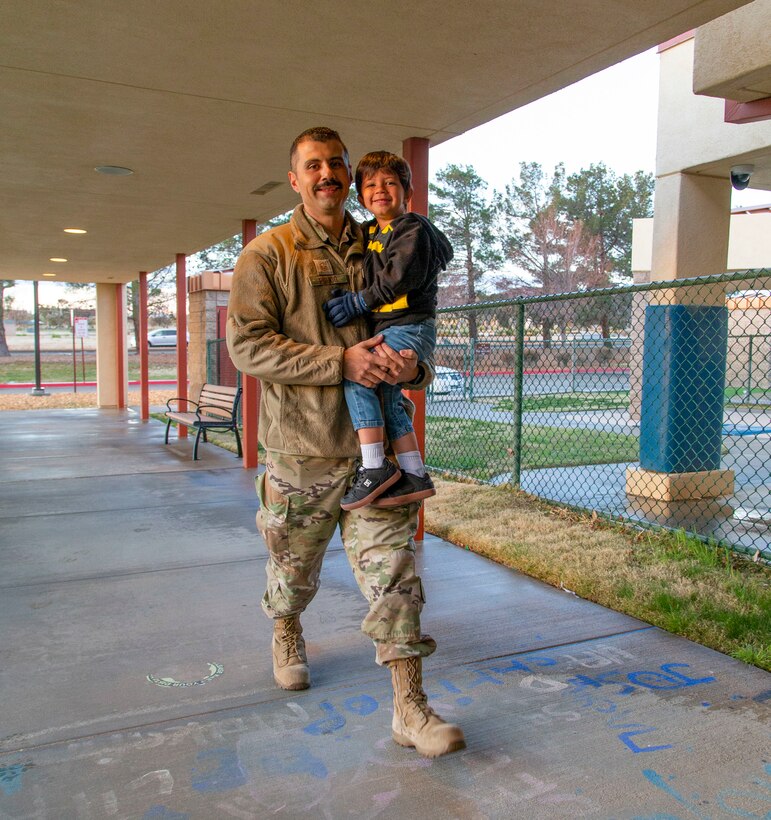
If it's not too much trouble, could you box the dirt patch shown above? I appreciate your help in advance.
[0,390,177,411]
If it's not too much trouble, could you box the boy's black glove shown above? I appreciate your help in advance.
[323,289,369,327]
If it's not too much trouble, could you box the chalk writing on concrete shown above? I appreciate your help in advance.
[0,761,33,797]
[565,662,717,755]
[191,748,247,793]
[147,662,224,688]
[637,761,771,819]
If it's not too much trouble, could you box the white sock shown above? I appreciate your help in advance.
[397,450,426,477]
[361,442,385,469]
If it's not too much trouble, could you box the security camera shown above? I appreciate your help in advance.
[730,164,755,191]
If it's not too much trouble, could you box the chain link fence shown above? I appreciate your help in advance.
[430,270,771,560]
[207,271,771,559]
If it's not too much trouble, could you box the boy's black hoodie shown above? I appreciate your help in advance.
[359,212,453,333]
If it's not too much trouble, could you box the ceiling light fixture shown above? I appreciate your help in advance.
[95,165,134,176]
[49,257,67,262]
[43,273,56,277]
[251,181,282,196]
[64,228,87,234]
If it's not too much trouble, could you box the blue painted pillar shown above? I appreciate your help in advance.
[639,304,728,473]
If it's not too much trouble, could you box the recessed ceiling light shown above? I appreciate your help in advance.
[95,165,134,176]
[251,181,282,195]
[43,273,56,278]
[49,257,67,262]
[64,228,87,234]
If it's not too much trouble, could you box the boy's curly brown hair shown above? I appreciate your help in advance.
[355,151,412,195]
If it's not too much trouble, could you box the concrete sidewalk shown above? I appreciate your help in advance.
[0,409,769,819]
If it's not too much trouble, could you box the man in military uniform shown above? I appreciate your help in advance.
[227,127,464,757]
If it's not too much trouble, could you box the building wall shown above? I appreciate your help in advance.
[657,34,771,179]
[187,271,232,399]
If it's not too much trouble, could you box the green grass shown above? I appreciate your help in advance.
[427,480,771,671]
[490,388,771,413]
[426,415,638,480]
[0,357,177,383]
[490,391,629,413]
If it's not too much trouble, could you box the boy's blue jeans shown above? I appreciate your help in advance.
[344,320,436,441]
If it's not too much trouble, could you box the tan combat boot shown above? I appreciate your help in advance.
[389,656,465,757]
[272,616,310,690]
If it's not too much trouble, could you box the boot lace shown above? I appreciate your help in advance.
[403,659,437,724]
[277,619,301,661]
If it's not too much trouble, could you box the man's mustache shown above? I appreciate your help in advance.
[314,179,342,191]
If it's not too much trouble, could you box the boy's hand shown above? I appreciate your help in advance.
[323,289,369,327]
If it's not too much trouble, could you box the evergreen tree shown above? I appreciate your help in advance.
[429,164,501,339]
[557,163,654,280]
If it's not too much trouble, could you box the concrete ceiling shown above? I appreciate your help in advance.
[1,0,753,285]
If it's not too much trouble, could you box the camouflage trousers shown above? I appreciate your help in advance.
[256,451,436,665]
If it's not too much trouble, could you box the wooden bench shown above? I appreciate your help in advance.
[164,383,243,460]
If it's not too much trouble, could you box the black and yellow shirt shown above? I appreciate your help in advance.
[360,212,453,333]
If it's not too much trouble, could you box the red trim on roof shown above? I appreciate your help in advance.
[725,97,771,125]
[658,31,694,52]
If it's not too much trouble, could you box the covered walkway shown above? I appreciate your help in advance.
[0,410,769,817]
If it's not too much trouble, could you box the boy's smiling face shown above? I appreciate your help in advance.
[357,169,412,227]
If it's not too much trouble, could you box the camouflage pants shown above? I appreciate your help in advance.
[256,451,436,665]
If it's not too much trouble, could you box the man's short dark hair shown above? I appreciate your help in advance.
[355,151,412,195]
[289,127,349,170]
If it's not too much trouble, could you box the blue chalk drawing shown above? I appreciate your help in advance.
[643,769,710,819]
[143,808,190,820]
[191,748,247,793]
[0,762,32,797]
[343,695,378,716]
[304,700,347,735]
[617,726,673,754]
[261,746,328,780]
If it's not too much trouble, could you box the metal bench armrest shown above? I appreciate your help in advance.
[166,397,199,412]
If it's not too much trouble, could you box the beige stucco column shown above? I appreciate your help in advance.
[95,282,128,409]
[626,171,734,502]
[648,171,731,302]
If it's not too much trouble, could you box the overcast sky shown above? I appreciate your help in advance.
[11,48,771,312]
[430,48,661,189]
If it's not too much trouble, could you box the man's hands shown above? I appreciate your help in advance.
[323,289,369,327]
[374,343,419,385]
[343,335,419,388]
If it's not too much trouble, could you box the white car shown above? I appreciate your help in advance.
[147,328,188,347]
[431,366,465,395]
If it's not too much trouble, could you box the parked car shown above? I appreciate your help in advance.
[431,366,465,395]
[147,328,188,347]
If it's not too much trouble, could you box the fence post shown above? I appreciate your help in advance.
[511,303,525,489]
[570,338,577,393]
[745,334,754,399]
[468,337,476,400]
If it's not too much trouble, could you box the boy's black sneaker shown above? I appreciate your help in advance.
[370,472,436,508]
[341,459,401,510]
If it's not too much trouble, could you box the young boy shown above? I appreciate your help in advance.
[323,150,453,510]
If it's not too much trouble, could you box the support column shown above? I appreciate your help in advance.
[176,253,188,437]
[95,283,128,409]
[241,219,261,468]
[403,137,430,540]
[139,272,149,420]
[626,172,734,502]
[115,283,126,409]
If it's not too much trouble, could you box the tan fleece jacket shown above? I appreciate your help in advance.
[226,205,432,457]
